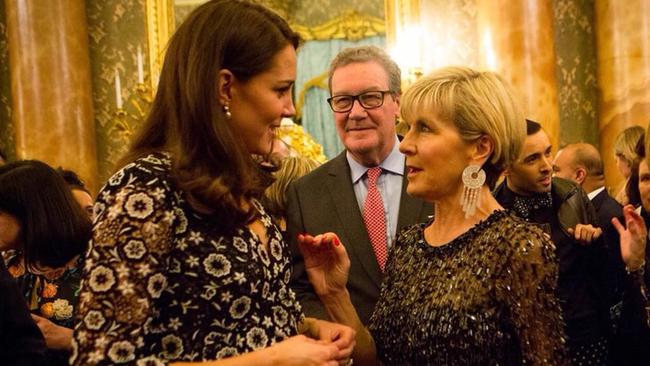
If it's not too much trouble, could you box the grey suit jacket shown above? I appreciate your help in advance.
[286,151,433,324]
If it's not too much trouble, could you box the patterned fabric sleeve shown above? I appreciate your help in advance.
[496,222,570,366]
[71,161,177,365]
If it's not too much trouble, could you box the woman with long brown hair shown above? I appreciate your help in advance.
[72,1,354,365]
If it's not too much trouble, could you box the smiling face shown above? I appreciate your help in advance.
[228,45,297,156]
[506,130,553,195]
[399,111,473,202]
[330,61,399,166]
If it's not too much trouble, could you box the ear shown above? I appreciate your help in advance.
[217,69,236,105]
[471,135,495,166]
[574,167,587,184]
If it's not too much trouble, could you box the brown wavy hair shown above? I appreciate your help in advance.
[122,0,300,231]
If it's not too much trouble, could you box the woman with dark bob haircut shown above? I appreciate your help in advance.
[72,1,354,365]
[0,160,91,365]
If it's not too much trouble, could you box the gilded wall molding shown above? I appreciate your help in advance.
[290,11,385,41]
[145,0,174,90]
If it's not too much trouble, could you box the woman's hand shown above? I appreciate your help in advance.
[301,318,356,365]
[267,334,343,366]
[31,314,73,351]
[612,204,647,270]
[298,232,350,298]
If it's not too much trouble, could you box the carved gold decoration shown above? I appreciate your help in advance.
[145,0,175,91]
[290,11,385,41]
[277,121,327,163]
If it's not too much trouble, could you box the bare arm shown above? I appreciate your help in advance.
[298,233,378,366]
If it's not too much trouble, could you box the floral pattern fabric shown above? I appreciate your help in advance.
[71,152,303,365]
[5,253,83,329]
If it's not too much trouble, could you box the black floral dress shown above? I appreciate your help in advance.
[71,153,303,365]
[5,253,84,365]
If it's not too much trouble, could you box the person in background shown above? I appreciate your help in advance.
[298,67,568,365]
[0,160,91,366]
[0,258,47,366]
[263,156,320,232]
[614,125,645,206]
[495,120,609,365]
[609,138,650,366]
[72,1,354,365]
[287,46,432,325]
[58,168,94,219]
[553,143,626,321]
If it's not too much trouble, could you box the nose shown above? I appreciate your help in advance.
[348,99,367,119]
[540,155,552,172]
[283,98,296,118]
[399,129,415,155]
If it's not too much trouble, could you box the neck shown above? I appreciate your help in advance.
[425,185,502,246]
[582,177,604,195]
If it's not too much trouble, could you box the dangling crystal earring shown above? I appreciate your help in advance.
[223,104,232,120]
[460,164,486,218]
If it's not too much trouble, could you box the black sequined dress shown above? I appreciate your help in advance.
[368,210,568,365]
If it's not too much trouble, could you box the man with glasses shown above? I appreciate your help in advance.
[286,45,432,324]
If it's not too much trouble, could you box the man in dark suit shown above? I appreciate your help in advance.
[286,46,432,324]
[553,143,627,310]
[553,143,623,227]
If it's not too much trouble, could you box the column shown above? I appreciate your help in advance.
[595,0,650,191]
[5,0,98,192]
[477,0,561,150]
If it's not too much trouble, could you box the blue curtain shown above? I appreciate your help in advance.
[295,36,386,159]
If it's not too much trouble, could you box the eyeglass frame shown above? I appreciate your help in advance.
[326,90,394,113]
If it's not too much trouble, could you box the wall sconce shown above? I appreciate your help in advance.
[112,46,153,140]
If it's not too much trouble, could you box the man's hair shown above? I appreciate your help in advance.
[526,119,542,136]
[564,143,604,177]
[57,167,90,194]
[328,45,401,94]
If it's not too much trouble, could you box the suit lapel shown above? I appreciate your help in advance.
[326,153,382,287]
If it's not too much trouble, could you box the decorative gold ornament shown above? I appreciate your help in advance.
[290,11,385,42]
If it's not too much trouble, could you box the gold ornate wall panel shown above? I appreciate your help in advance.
[86,0,148,183]
[291,0,384,28]
[0,0,15,161]
[553,0,599,148]
[596,0,650,191]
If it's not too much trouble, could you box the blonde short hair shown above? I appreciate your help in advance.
[400,66,525,188]
[264,156,321,219]
[614,125,645,164]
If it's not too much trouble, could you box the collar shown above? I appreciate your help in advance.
[587,186,606,201]
[347,135,404,183]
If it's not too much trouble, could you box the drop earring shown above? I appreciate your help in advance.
[460,164,486,218]
[223,104,232,120]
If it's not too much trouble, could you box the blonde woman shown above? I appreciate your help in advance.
[299,67,568,365]
[615,125,645,205]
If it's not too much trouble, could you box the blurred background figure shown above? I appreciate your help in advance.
[263,156,320,232]
[58,168,94,219]
[609,139,650,366]
[614,125,645,206]
[0,160,91,365]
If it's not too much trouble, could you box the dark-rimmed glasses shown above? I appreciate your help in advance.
[327,90,392,113]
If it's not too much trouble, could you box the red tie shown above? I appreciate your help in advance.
[363,167,387,271]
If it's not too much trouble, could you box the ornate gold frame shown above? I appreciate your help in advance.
[145,0,175,91]
[144,2,387,88]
